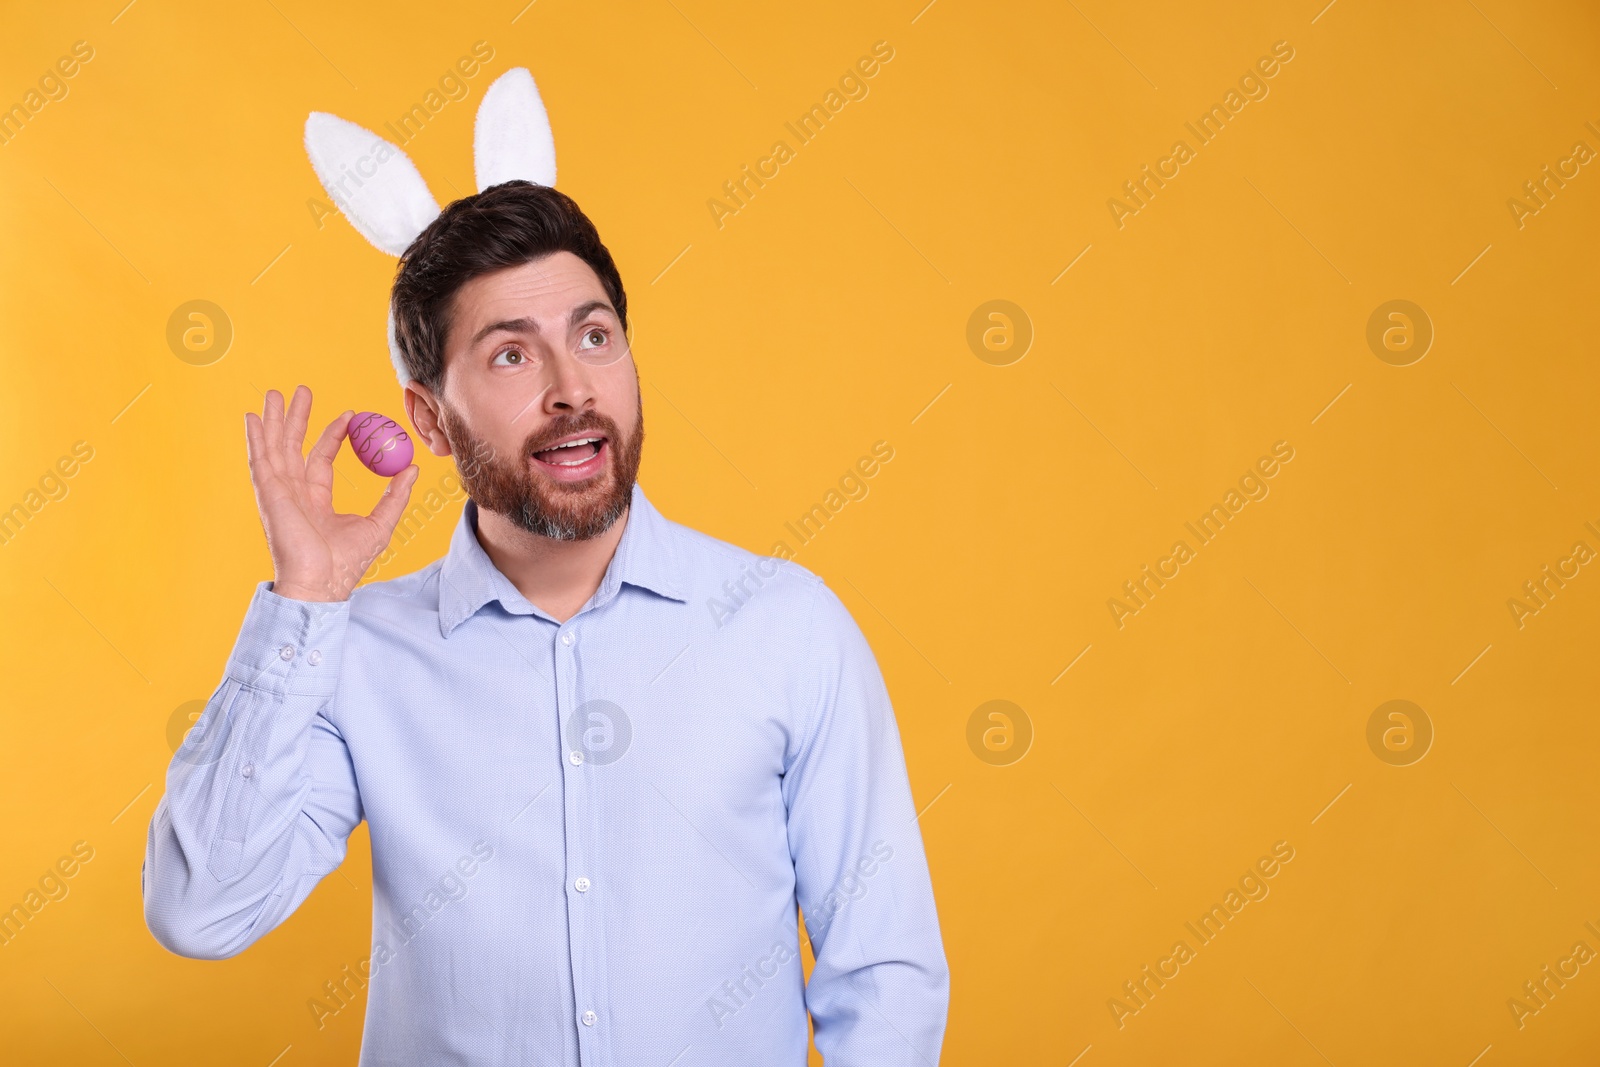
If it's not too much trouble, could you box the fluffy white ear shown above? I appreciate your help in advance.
[474,67,556,190]
[386,303,411,388]
[305,112,442,256]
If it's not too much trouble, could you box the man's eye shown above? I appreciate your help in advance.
[579,329,607,350]
[492,347,526,366]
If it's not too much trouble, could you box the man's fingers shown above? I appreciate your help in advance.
[244,410,262,470]
[367,464,421,535]
[245,410,303,525]
[284,385,313,465]
[244,411,277,489]
[261,388,284,456]
[306,409,353,504]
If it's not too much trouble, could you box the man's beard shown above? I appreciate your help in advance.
[439,399,644,541]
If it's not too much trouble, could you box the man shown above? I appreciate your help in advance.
[143,181,949,1066]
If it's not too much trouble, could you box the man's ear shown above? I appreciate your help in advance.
[403,382,453,458]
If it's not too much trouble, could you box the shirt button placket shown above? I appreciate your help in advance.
[556,623,600,1059]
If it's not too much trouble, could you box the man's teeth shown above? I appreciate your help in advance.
[539,437,603,466]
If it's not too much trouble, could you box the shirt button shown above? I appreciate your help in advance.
[581,1010,597,1026]
[569,751,584,766]
[308,649,323,666]
[560,631,575,646]
[279,644,295,661]
[241,762,255,779]
[574,877,591,892]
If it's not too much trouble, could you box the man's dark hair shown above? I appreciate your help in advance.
[390,180,629,393]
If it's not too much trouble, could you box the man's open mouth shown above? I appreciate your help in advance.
[532,436,605,466]
[530,434,609,480]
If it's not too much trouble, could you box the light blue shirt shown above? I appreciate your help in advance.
[142,483,948,1066]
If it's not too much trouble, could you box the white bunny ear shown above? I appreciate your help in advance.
[386,303,411,388]
[305,112,442,256]
[474,67,556,191]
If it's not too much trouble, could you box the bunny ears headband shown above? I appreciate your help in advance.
[303,67,558,387]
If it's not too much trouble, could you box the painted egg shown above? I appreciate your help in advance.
[348,411,414,476]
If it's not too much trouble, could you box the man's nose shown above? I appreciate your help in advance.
[542,347,599,412]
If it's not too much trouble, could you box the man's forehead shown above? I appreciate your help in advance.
[456,253,610,322]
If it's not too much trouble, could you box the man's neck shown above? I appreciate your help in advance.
[473,502,630,624]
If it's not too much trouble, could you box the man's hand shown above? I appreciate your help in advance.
[244,385,421,603]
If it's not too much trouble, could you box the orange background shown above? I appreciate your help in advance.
[2,0,1599,1063]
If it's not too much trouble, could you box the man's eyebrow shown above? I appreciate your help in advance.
[468,300,618,348]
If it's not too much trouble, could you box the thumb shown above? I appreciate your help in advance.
[369,464,421,533]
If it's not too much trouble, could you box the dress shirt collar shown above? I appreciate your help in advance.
[437,481,687,637]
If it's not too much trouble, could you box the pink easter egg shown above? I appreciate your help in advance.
[348,411,414,476]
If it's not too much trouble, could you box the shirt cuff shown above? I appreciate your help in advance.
[224,580,350,698]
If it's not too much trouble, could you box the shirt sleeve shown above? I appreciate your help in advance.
[782,579,950,1067]
[142,579,363,960]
